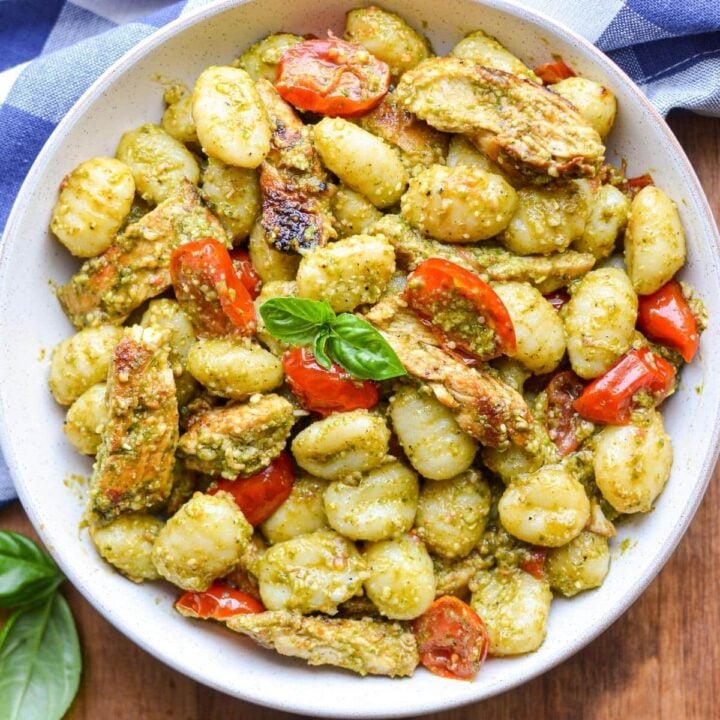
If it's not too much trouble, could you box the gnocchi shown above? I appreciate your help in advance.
[400,164,518,242]
[564,267,638,379]
[323,460,419,541]
[594,410,673,513]
[192,66,271,169]
[50,157,135,257]
[545,531,610,597]
[116,123,199,204]
[363,534,436,620]
[624,186,687,295]
[313,118,408,208]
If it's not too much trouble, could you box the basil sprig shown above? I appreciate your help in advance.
[260,298,406,380]
[0,530,81,720]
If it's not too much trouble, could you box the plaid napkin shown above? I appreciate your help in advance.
[1,0,719,508]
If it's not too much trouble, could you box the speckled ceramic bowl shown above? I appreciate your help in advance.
[1,0,719,716]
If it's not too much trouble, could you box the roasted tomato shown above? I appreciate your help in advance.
[637,280,699,362]
[520,547,548,580]
[573,347,676,424]
[230,248,263,300]
[405,258,516,360]
[208,452,295,526]
[544,289,571,312]
[534,57,576,84]
[412,596,490,680]
[283,347,380,416]
[619,173,654,199]
[546,370,585,455]
[170,238,256,337]
[276,35,390,117]
[175,582,264,620]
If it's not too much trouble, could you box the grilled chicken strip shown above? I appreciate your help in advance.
[226,611,419,677]
[395,58,605,181]
[57,182,228,329]
[177,393,295,479]
[90,325,178,519]
[255,79,336,253]
[365,297,535,449]
[357,91,448,172]
[372,215,595,292]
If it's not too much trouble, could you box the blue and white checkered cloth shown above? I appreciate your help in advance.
[1,0,719,508]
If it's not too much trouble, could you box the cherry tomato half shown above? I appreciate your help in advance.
[520,547,548,580]
[545,370,585,456]
[283,347,380,416]
[276,36,390,117]
[230,248,263,300]
[572,347,676,425]
[412,596,489,680]
[208,452,295,526]
[637,280,699,363]
[405,258,516,360]
[175,582,264,620]
[170,238,256,338]
[534,57,576,84]
[619,173,655,199]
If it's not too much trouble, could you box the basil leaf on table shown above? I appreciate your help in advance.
[0,531,62,608]
[259,297,334,344]
[0,592,81,720]
[327,314,406,381]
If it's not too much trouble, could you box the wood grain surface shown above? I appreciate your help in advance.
[1,111,718,720]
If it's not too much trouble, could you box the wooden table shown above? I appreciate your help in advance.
[1,111,718,720]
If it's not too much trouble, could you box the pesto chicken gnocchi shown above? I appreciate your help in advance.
[48,4,705,683]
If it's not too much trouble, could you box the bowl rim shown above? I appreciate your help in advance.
[1,0,719,716]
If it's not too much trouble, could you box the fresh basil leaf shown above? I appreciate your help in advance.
[259,297,335,345]
[327,314,406,381]
[0,532,62,609]
[312,330,333,370]
[0,592,81,720]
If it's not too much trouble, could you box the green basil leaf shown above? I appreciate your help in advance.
[0,592,81,720]
[0,532,62,609]
[259,297,335,345]
[327,314,407,381]
[313,330,333,370]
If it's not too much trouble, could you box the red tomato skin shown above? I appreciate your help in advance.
[276,37,390,117]
[170,238,256,337]
[637,280,699,363]
[405,258,517,359]
[545,370,585,456]
[412,596,489,680]
[176,582,264,620]
[230,248,262,300]
[534,58,576,84]
[521,548,548,579]
[208,453,295,526]
[572,348,676,425]
[620,173,655,199]
[283,347,380,416]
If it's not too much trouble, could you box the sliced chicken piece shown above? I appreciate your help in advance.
[177,393,295,479]
[372,215,595,293]
[90,326,178,519]
[255,80,336,253]
[395,58,605,181]
[357,91,448,171]
[226,610,419,677]
[365,297,535,449]
[57,182,228,329]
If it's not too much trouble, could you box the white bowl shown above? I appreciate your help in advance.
[1,0,719,716]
